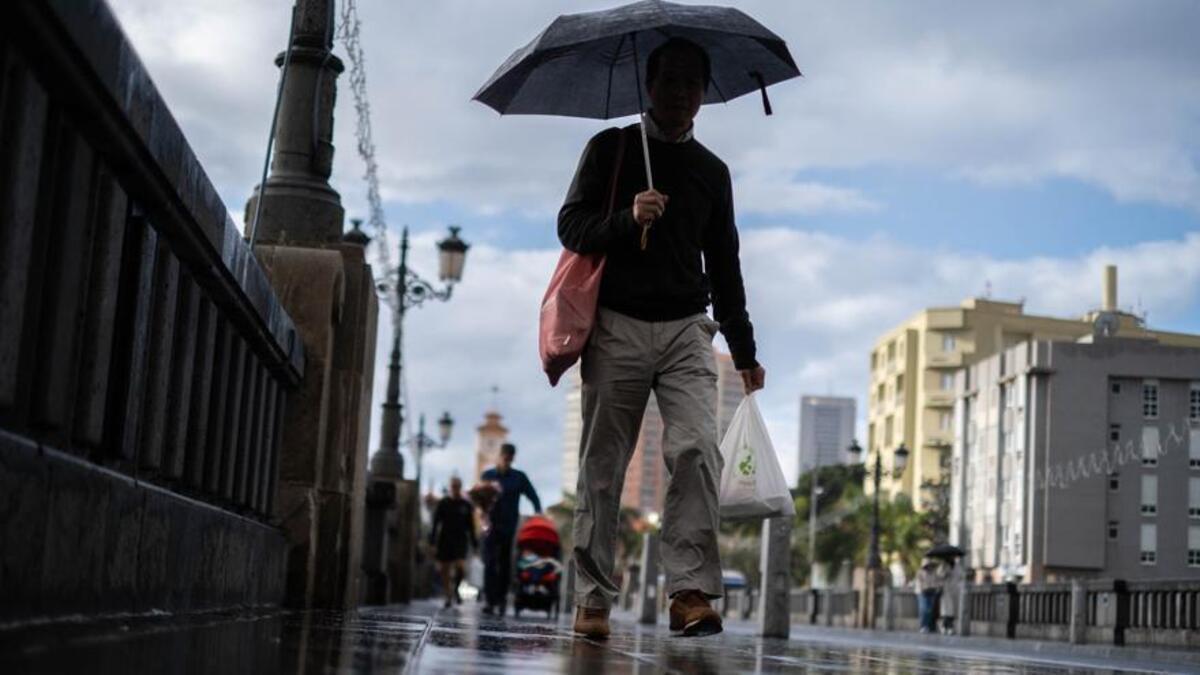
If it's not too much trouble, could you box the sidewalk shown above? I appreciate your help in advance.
[3,599,1195,673]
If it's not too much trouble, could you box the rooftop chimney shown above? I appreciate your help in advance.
[1103,264,1117,312]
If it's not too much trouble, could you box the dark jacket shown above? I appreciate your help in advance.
[480,466,541,535]
[557,125,757,370]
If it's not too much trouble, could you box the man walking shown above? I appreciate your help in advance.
[429,476,477,608]
[559,37,765,639]
[479,443,542,615]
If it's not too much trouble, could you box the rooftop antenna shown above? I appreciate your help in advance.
[488,384,500,412]
[983,280,992,299]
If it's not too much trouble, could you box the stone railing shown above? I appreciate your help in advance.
[789,579,1200,650]
[1,0,303,620]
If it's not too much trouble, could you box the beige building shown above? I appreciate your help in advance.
[867,265,1200,509]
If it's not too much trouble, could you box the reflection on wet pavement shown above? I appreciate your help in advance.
[0,601,1185,674]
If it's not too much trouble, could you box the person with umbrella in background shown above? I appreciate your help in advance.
[475,1,800,639]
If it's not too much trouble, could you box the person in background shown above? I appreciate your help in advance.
[915,559,942,633]
[429,476,477,609]
[480,443,542,615]
[939,558,963,635]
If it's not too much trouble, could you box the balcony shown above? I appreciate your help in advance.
[924,430,954,447]
[925,391,955,408]
[926,351,963,368]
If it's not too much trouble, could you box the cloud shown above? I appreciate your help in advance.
[107,0,1200,227]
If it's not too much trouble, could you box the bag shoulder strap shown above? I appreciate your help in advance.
[603,128,628,218]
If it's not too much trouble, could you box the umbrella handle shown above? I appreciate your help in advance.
[638,113,654,191]
[638,113,654,250]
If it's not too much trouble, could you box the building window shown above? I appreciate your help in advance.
[1141,475,1158,515]
[1142,380,1159,419]
[895,374,904,404]
[1108,521,1119,540]
[877,383,885,407]
[942,333,956,352]
[1109,424,1120,443]
[1142,426,1159,467]
[940,411,953,431]
[941,373,955,391]
[1190,527,1200,567]
[1192,429,1200,469]
[887,340,896,363]
[1111,381,1121,395]
[1141,524,1157,564]
[1191,383,1200,420]
[1109,474,1119,492]
[1191,477,1200,518]
[885,415,894,447]
[871,352,878,372]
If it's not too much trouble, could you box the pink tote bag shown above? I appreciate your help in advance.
[539,130,627,386]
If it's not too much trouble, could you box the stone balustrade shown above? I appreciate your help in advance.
[1,0,303,621]
[788,578,1200,649]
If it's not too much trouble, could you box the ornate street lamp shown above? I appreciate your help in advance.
[406,411,455,488]
[369,226,469,480]
[847,440,909,627]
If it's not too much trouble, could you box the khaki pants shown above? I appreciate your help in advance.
[572,308,724,610]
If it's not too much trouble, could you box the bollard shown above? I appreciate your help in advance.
[561,556,576,616]
[958,579,972,636]
[1069,580,1087,644]
[882,586,895,631]
[637,531,661,624]
[757,516,792,638]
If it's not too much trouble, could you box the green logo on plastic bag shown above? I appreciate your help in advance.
[737,444,755,477]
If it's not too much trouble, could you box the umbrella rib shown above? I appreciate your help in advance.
[604,33,626,120]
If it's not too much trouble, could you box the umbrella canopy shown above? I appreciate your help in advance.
[473,0,801,120]
[926,543,966,560]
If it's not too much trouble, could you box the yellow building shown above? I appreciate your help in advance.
[866,265,1200,508]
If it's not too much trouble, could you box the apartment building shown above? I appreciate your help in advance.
[866,265,1200,509]
[950,331,1200,582]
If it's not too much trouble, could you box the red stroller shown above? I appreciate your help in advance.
[513,515,562,619]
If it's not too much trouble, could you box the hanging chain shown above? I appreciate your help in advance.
[335,0,399,315]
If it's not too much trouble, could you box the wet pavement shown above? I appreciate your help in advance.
[1,600,1193,674]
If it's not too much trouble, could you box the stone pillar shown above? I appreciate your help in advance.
[637,531,660,625]
[361,481,394,604]
[384,480,420,603]
[958,579,972,636]
[251,0,377,612]
[758,516,792,638]
[245,0,345,245]
[881,586,895,631]
[561,556,576,616]
[1069,580,1087,644]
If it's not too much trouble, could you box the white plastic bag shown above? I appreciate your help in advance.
[718,394,795,520]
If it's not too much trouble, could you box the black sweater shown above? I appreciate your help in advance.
[558,125,757,370]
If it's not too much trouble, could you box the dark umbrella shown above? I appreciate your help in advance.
[926,543,966,560]
[473,0,801,190]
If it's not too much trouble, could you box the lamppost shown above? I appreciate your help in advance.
[369,226,469,480]
[403,411,454,488]
[847,439,909,627]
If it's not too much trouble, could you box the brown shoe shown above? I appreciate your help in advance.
[573,606,611,639]
[669,590,723,636]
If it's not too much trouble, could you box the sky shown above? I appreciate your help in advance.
[106,0,1200,510]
